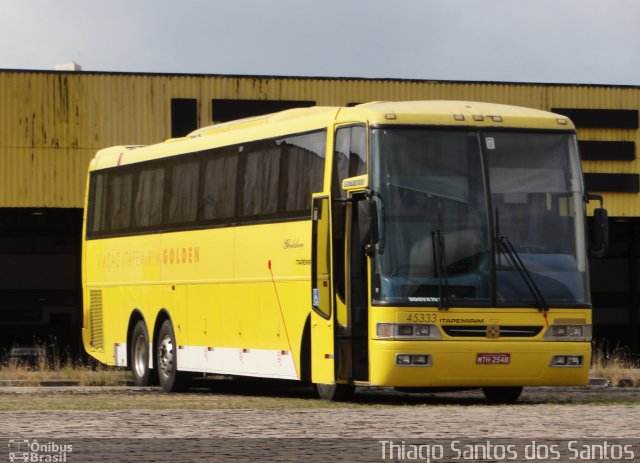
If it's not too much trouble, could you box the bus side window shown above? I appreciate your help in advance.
[167,160,199,225]
[282,132,326,213]
[202,151,238,222]
[333,126,367,199]
[133,167,165,228]
[107,172,133,231]
[88,172,107,235]
[243,141,281,218]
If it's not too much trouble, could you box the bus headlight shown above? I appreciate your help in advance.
[397,325,415,336]
[566,326,584,337]
[544,324,591,341]
[415,325,431,337]
[377,323,393,338]
[376,323,441,340]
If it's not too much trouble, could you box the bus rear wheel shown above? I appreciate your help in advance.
[482,386,523,404]
[314,383,355,401]
[131,320,151,386]
[156,319,189,392]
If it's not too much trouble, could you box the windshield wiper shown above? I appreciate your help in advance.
[495,210,548,312]
[432,202,449,311]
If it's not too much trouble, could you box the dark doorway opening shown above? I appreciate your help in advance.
[589,216,640,360]
[0,208,83,362]
[212,99,315,123]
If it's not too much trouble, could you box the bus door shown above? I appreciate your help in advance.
[344,186,371,382]
[310,189,368,388]
[310,124,369,390]
[334,124,369,383]
[310,194,336,385]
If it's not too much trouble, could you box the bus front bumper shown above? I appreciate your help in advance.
[368,340,591,388]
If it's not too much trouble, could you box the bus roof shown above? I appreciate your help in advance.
[90,100,574,171]
[354,100,574,128]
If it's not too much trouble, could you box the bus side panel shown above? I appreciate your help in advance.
[83,234,163,366]
[185,283,226,372]
[84,220,312,380]
[230,222,310,379]
[182,281,307,379]
[168,222,310,379]
[257,280,309,379]
[161,227,234,374]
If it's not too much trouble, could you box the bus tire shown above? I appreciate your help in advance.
[314,383,355,401]
[156,319,189,392]
[482,386,523,404]
[131,320,152,386]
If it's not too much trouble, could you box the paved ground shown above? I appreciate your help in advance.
[1,385,638,462]
[1,385,639,438]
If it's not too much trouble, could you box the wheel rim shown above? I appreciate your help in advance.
[133,333,148,379]
[158,334,175,377]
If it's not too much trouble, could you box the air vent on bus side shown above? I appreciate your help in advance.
[89,289,104,350]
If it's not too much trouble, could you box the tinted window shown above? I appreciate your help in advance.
[108,172,132,231]
[333,126,366,198]
[86,129,327,239]
[133,167,164,228]
[283,132,326,213]
[241,141,281,218]
[168,161,199,224]
[202,150,238,221]
[89,173,107,234]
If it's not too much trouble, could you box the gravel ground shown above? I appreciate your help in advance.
[1,385,638,462]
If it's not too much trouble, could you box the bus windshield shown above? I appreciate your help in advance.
[369,127,589,308]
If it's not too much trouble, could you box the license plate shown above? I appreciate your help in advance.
[476,353,511,365]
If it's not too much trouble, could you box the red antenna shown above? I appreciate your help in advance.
[268,260,297,378]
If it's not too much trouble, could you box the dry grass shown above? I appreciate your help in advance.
[0,340,129,386]
[0,363,129,386]
[591,342,640,387]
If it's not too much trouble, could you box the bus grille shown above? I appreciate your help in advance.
[442,325,543,338]
[89,290,104,350]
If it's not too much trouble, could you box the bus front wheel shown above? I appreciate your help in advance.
[482,386,523,404]
[131,320,151,386]
[156,319,189,392]
[314,383,355,401]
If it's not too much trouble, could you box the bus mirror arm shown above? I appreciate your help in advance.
[585,193,604,208]
[364,190,385,256]
[585,194,609,258]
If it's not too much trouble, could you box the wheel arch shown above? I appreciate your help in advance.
[126,309,147,368]
[152,308,173,361]
[299,313,311,383]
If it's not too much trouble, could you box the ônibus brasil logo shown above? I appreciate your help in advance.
[8,439,73,462]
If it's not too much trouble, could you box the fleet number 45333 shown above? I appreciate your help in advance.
[405,312,437,323]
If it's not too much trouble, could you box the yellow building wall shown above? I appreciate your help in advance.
[1,70,639,214]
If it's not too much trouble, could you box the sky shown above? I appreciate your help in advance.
[1,0,639,85]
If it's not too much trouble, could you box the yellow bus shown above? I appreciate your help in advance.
[82,101,606,402]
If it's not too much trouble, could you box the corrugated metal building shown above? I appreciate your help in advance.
[1,69,639,356]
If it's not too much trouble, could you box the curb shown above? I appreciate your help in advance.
[0,380,27,387]
[39,380,81,387]
[0,380,81,387]
[588,377,611,387]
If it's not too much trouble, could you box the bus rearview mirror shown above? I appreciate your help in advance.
[589,207,609,258]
